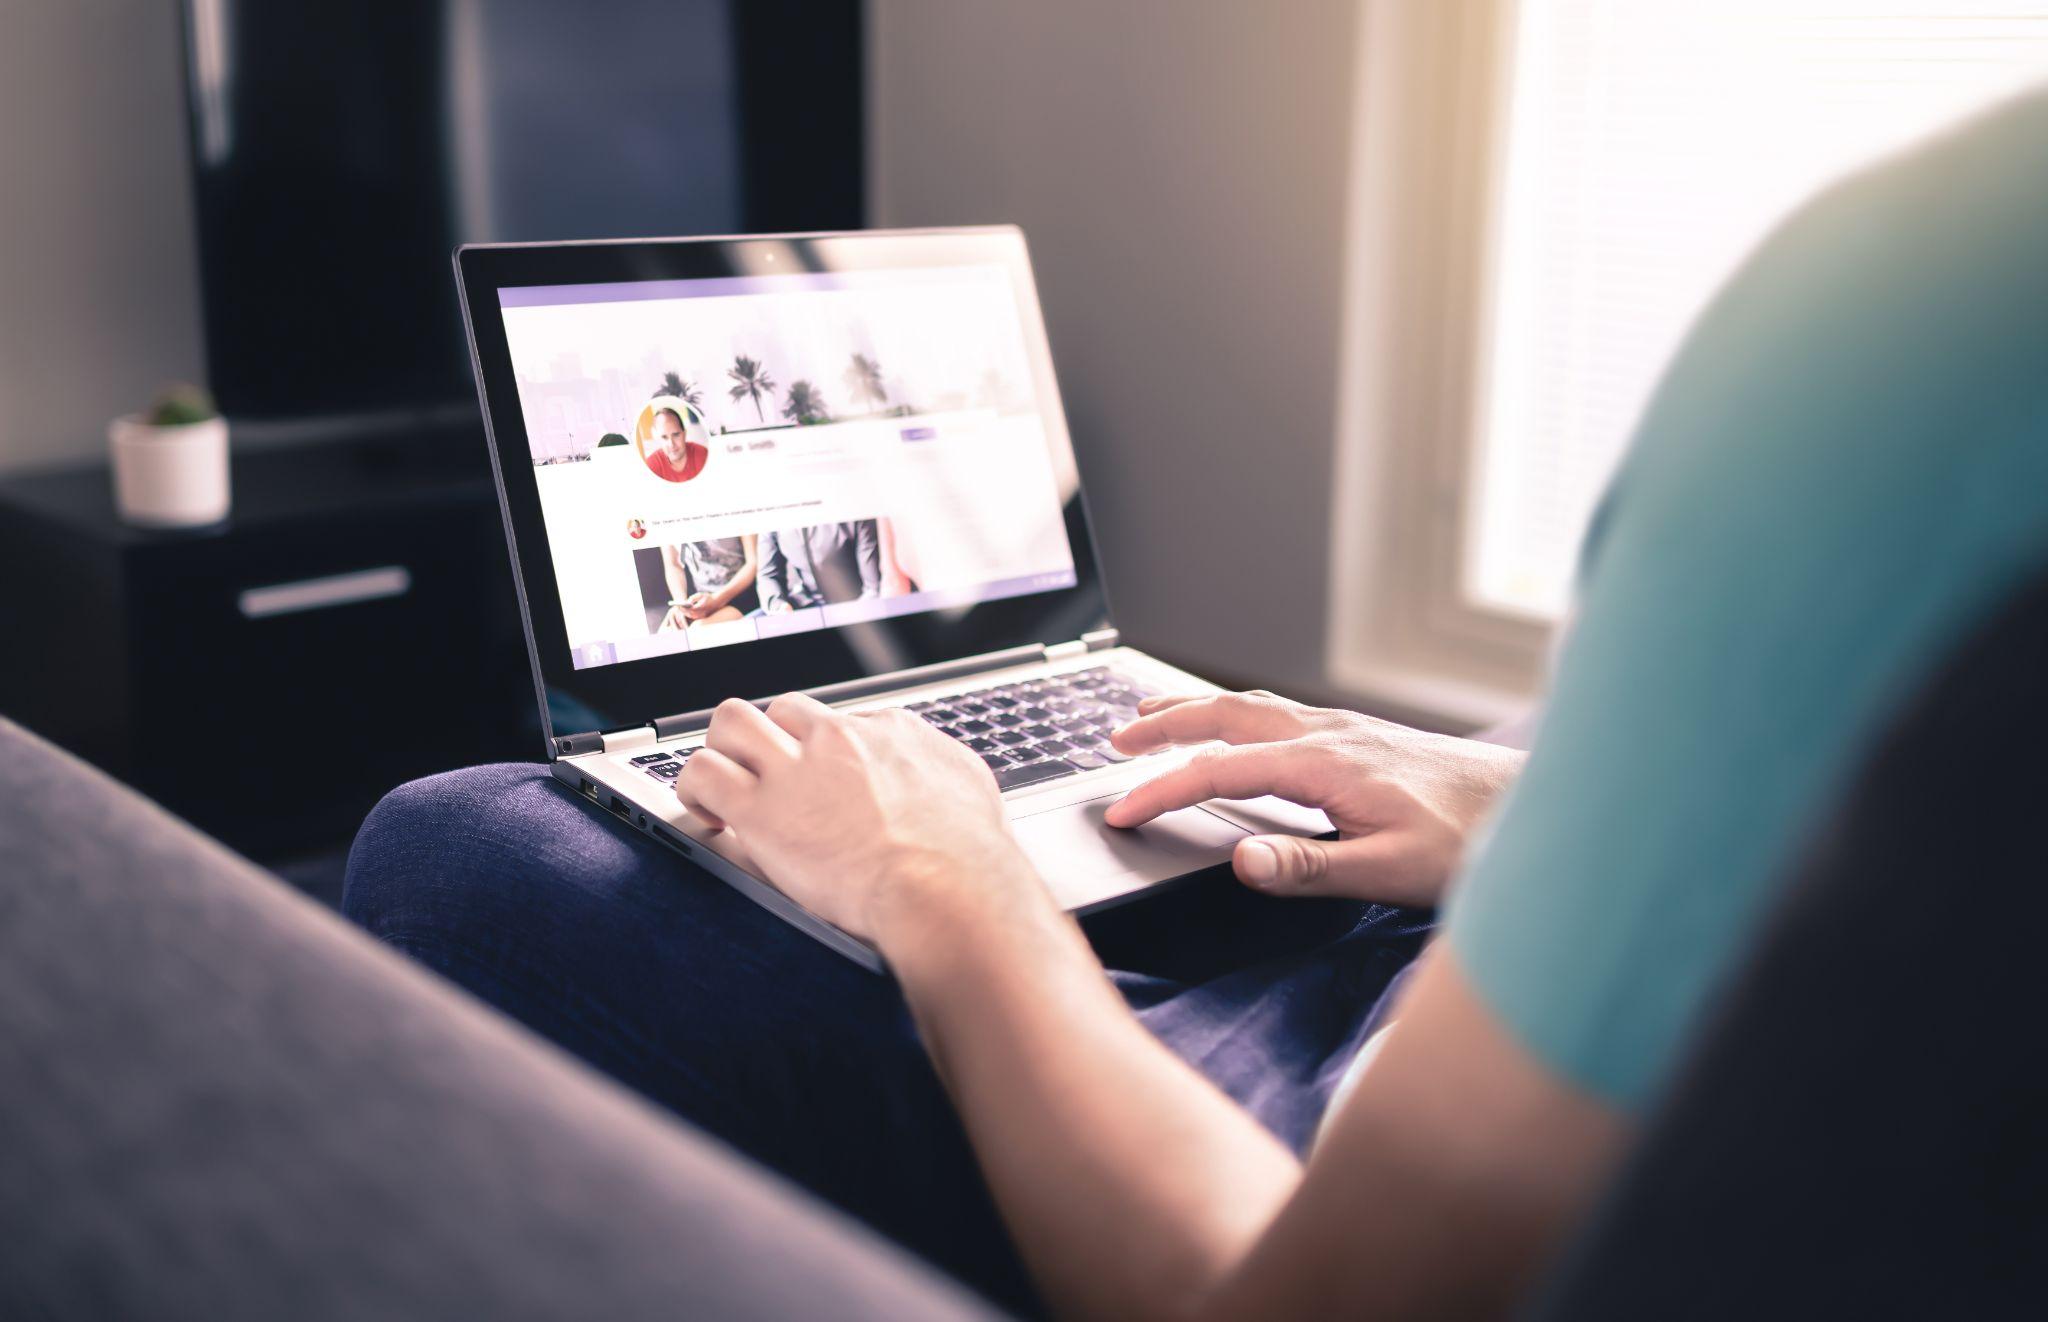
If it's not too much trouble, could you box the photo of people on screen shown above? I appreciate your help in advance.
[633,396,711,483]
[633,537,761,634]
[757,521,882,611]
[876,516,923,597]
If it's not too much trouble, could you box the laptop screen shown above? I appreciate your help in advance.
[496,265,1081,672]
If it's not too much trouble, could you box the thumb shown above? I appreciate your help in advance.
[1233,832,1432,905]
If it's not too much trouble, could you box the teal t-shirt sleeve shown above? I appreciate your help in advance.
[1444,92,2048,1110]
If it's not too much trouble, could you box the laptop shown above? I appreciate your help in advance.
[455,227,1328,970]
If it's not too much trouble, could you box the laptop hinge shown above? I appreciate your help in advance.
[652,642,1049,738]
[599,726,659,754]
[1046,628,1119,662]
[553,730,605,758]
[552,726,657,759]
[559,632,1122,754]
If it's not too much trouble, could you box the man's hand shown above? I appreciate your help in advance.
[1105,691,1524,907]
[673,693,1054,946]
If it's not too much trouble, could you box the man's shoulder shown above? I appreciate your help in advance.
[1451,90,2048,1110]
[1607,89,2048,544]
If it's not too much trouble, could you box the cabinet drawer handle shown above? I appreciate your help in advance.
[237,566,413,619]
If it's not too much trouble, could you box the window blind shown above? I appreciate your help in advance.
[1465,0,2048,620]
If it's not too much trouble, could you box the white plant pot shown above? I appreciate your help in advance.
[108,414,231,528]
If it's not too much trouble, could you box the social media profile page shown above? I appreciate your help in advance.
[498,266,1081,670]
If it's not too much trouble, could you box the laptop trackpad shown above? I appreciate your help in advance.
[1013,795,1248,912]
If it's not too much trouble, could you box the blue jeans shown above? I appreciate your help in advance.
[343,764,1431,1313]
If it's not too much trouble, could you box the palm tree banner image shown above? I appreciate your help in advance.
[783,381,830,425]
[844,353,887,412]
[657,371,704,410]
[728,354,777,423]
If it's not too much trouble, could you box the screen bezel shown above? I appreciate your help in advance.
[455,228,1112,744]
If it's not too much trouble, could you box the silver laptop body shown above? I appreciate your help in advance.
[455,227,1326,970]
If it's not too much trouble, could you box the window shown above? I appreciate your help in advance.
[1470,0,2048,620]
[1331,1,2048,725]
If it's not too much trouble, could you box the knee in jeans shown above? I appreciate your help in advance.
[344,760,677,942]
[343,763,553,931]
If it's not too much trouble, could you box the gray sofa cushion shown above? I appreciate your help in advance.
[0,716,995,1321]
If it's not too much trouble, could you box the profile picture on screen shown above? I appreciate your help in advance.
[633,396,711,484]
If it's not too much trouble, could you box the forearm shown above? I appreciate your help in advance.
[677,691,1601,1320]
[885,874,1300,1320]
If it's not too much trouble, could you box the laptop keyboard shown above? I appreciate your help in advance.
[907,665,1163,789]
[629,666,1163,792]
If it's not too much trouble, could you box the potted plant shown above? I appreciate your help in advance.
[108,384,230,528]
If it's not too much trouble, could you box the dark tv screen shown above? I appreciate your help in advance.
[180,0,861,423]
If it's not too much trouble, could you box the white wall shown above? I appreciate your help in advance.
[1,0,1367,699]
[0,2,204,473]
[870,0,1363,697]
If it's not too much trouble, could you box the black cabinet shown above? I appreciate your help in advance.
[0,433,536,859]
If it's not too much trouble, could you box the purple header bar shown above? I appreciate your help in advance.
[499,264,1005,310]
